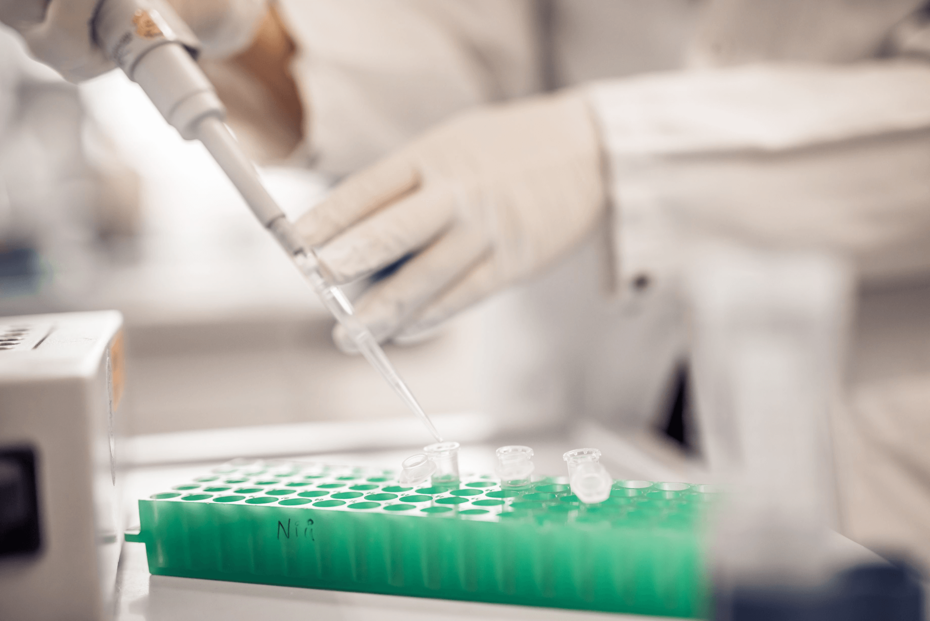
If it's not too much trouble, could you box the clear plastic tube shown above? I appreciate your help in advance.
[563,448,612,504]
[495,445,534,489]
[399,453,435,488]
[195,116,443,443]
[424,441,460,486]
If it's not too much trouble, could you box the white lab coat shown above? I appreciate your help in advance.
[264,0,930,567]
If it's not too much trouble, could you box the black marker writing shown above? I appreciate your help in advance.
[277,518,315,542]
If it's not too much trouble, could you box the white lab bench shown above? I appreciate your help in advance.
[113,429,884,621]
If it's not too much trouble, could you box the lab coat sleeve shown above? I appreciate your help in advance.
[587,61,930,294]
[275,0,542,176]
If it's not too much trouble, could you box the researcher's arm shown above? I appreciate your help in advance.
[298,53,930,348]
[198,4,305,161]
[590,60,930,294]
[177,0,544,166]
[260,0,542,174]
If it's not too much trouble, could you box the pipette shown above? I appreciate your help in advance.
[93,0,443,443]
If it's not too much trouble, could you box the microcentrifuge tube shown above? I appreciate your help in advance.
[424,441,460,486]
[495,446,535,489]
[563,448,612,504]
[399,454,435,488]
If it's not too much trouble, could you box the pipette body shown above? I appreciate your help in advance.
[93,0,443,443]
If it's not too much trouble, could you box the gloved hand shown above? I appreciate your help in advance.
[0,0,112,82]
[0,0,266,82]
[296,91,607,351]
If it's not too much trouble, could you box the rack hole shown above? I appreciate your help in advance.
[436,497,468,505]
[365,493,397,501]
[383,504,416,512]
[181,494,212,501]
[473,499,505,507]
[450,489,482,497]
[348,502,380,510]
[313,500,345,508]
[400,494,432,503]
[245,497,277,505]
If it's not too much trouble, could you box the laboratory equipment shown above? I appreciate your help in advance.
[563,448,612,504]
[91,0,442,443]
[494,445,534,489]
[125,460,713,617]
[423,441,460,486]
[0,311,125,621]
[398,453,435,488]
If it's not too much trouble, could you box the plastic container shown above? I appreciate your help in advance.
[423,441,460,487]
[495,445,535,489]
[125,461,712,617]
[563,448,612,504]
[398,453,435,488]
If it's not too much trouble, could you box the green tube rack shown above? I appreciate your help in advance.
[125,461,714,617]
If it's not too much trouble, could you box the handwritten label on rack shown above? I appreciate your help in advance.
[277,518,315,542]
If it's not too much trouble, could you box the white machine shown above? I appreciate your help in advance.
[0,311,125,621]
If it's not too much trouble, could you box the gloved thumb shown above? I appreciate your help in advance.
[0,0,46,29]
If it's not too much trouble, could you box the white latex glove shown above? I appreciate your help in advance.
[296,91,607,351]
[0,0,112,82]
[0,0,266,82]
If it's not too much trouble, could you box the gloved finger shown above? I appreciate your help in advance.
[19,0,115,82]
[332,223,491,352]
[392,255,500,343]
[297,156,419,247]
[0,0,48,29]
[316,184,456,284]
